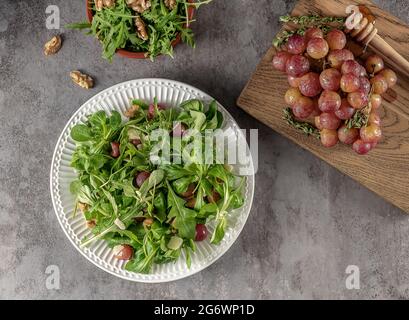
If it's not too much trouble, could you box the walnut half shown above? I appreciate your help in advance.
[124,103,140,118]
[164,0,177,10]
[126,0,151,13]
[135,16,148,41]
[44,35,62,56]
[70,71,94,89]
[95,0,116,11]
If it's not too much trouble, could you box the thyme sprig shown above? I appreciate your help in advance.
[279,14,346,26]
[283,107,321,139]
[345,109,369,129]
[273,14,346,48]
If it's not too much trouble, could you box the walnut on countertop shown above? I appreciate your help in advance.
[70,71,94,89]
[124,103,140,118]
[164,0,177,10]
[135,16,148,41]
[126,0,151,13]
[95,0,116,11]
[44,35,62,56]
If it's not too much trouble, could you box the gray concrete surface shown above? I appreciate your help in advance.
[1,0,409,300]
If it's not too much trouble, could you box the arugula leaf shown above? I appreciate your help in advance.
[166,180,196,239]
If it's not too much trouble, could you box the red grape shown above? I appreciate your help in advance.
[319,68,341,91]
[340,73,360,93]
[307,38,329,59]
[135,171,150,187]
[365,54,384,74]
[359,76,371,94]
[360,124,382,143]
[318,90,341,112]
[320,112,341,130]
[195,224,208,241]
[273,51,292,72]
[327,49,354,69]
[310,98,321,117]
[338,125,359,144]
[352,139,372,155]
[370,94,382,110]
[370,75,388,94]
[286,55,310,77]
[368,112,381,126]
[326,29,347,50]
[347,91,368,109]
[288,75,302,88]
[292,96,314,119]
[315,116,324,130]
[305,28,324,41]
[320,129,339,147]
[299,72,322,97]
[379,69,397,87]
[335,99,355,120]
[287,35,307,55]
[285,87,302,106]
[341,60,367,77]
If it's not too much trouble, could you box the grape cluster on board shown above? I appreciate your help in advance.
[273,26,398,155]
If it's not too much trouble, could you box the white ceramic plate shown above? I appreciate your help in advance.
[50,79,255,282]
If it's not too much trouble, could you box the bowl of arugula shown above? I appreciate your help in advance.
[50,79,255,282]
[66,0,209,61]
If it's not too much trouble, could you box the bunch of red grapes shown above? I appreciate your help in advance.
[273,27,398,155]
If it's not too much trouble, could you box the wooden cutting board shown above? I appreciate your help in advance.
[237,0,409,213]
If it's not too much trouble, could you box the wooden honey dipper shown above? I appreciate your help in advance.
[345,5,409,78]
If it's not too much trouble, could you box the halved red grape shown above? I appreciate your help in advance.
[292,96,314,119]
[347,91,368,109]
[320,112,341,130]
[286,55,310,77]
[195,224,208,241]
[326,29,347,50]
[360,124,382,143]
[287,35,307,55]
[370,75,388,94]
[307,38,329,59]
[288,75,302,88]
[273,51,292,72]
[338,125,359,145]
[305,28,324,41]
[352,139,372,155]
[135,171,150,188]
[365,54,384,74]
[379,68,397,87]
[319,68,341,91]
[335,99,355,120]
[320,129,339,147]
[340,73,360,93]
[327,49,354,69]
[318,90,341,112]
[299,72,322,97]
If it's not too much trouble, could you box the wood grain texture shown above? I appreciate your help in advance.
[237,0,409,213]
